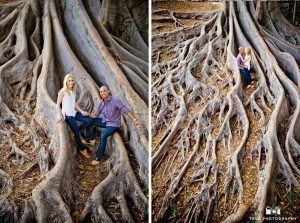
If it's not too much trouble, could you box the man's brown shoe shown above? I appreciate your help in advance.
[80,149,91,159]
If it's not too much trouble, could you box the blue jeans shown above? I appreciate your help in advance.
[240,68,252,85]
[86,118,118,160]
[85,118,106,140]
[96,126,118,160]
[65,112,93,150]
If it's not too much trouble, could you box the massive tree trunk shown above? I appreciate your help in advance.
[0,0,148,222]
[152,1,300,222]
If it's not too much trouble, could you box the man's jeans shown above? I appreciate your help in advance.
[65,112,92,150]
[239,68,252,85]
[85,118,106,140]
[86,118,118,160]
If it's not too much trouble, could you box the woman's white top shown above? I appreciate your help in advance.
[244,55,251,70]
[61,90,77,118]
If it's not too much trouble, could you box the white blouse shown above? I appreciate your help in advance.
[61,90,77,118]
[244,55,251,70]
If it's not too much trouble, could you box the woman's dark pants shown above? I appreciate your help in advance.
[65,112,93,150]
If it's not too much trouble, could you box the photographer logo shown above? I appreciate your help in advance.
[249,206,297,221]
[266,206,281,215]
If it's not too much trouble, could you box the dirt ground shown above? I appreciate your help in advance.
[153,1,222,12]
[152,1,222,35]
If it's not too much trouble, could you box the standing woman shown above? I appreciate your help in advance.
[242,47,253,87]
[56,74,92,158]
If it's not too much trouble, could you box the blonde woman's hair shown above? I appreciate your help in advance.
[63,74,76,94]
[245,47,252,55]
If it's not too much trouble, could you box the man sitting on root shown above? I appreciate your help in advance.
[84,86,142,165]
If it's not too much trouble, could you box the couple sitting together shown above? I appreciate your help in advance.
[237,46,254,88]
[56,74,142,165]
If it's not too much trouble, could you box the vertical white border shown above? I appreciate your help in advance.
[148,0,152,222]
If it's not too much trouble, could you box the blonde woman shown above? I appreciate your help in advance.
[244,47,252,71]
[242,47,252,86]
[56,74,92,158]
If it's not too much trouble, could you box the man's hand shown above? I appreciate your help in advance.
[133,118,143,126]
[57,114,64,123]
[90,113,97,118]
[82,111,90,116]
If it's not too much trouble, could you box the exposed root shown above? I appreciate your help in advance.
[80,134,148,222]
[5,142,29,165]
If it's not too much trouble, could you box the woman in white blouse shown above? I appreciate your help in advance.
[56,74,91,158]
[242,47,253,87]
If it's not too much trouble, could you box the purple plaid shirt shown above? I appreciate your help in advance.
[95,96,130,127]
[237,53,245,69]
